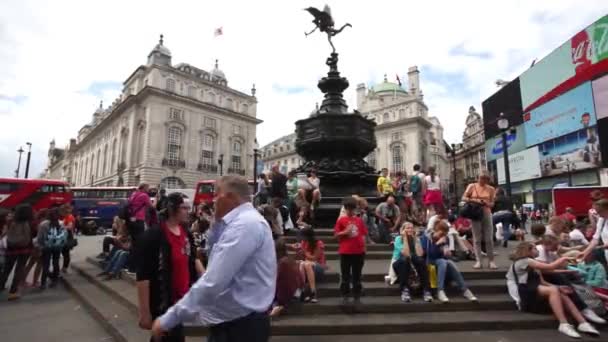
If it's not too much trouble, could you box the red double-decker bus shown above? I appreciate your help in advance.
[0,178,72,212]
[194,179,255,208]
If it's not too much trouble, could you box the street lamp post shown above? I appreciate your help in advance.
[218,154,224,176]
[497,113,512,197]
[253,140,260,193]
[24,142,32,179]
[15,146,24,178]
[450,143,458,212]
[566,160,575,187]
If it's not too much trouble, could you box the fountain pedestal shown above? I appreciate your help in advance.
[295,54,378,226]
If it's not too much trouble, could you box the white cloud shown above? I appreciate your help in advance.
[0,0,607,177]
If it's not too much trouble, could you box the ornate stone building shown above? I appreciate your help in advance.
[46,36,261,188]
[260,133,304,174]
[449,106,486,198]
[261,66,449,190]
[357,67,448,185]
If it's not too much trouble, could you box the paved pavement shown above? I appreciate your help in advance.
[0,235,110,342]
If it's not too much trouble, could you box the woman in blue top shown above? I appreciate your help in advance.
[421,220,477,303]
[391,222,432,302]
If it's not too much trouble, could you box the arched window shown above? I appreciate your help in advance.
[231,141,242,172]
[225,98,234,111]
[73,162,78,185]
[120,133,128,164]
[90,155,95,182]
[207,92,216,104]
[398,109,405,119]
[201,134,215,166]
[84,158,89,184]
[166,79,175,92]
[167,126,182,162]
[188,86,195,97]
[160,176,185,189]
[95,149,101,178]
[392,145,403,173]
[111,139,117,172]
[137,125,145,164]
[102,145,108,176]
[233,141,242,154]
[383,112,389,122]
[241,103,249,114]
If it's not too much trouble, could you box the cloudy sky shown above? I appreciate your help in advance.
[1,0,607,178]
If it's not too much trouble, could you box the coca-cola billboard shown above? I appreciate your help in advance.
[520,14,608,112]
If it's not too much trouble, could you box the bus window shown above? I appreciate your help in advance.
[0,182,21,193]
[198,184,214,194]
[38,185,52,193]
[54,185,66,193]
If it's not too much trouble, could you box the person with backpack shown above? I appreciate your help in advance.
[410,164,425,221]
[0,204,33,300]
[126,183,152,272]
[37,208,67,290]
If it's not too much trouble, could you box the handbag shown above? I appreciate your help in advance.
[461,185,484,221]
[426,239,437,289]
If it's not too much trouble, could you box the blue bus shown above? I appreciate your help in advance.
[71,187,136,232]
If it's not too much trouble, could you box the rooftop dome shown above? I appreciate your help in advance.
[211,59,226,79]
[150,34,171,57]
[372,75,407,95]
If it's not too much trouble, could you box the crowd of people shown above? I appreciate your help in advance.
[3,161,608,341]
[0,203,77,299]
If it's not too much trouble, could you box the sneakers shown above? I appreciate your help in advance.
[384,275,391,285]
[577,322,600,336]
[400,289,411,303]
[463,289,478,302]
[437,290,449,303]
[423,291,433,302]
[489,262,498,270]
[473,262,482,269]
[558,323,581,338]
[310,292,318,304]
[582,308,607,324]
[7,292,20,301]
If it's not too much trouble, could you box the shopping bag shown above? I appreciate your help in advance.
[427,264,437,289]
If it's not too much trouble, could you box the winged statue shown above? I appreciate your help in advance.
[304,5,352,54]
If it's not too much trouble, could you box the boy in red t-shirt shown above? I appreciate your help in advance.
[334,196,368,305]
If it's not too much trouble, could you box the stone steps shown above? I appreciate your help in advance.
[71,257,568,339]
[60,264,149,342]
[183,311,557,336]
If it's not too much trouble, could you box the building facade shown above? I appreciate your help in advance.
[448,106,486,200]
[260,133,304,174]
[46,36,261,189]
[261,66,449,191]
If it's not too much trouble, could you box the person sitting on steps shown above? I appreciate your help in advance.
[421,220,477,304]
[506,241,600,338]
[392,221,433,303]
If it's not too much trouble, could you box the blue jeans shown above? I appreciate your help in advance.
[104,250,129,275]
[433,258,466,291]
[493,211,513,242]
[377,221,392,244]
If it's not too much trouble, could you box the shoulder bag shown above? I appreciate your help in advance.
[460,185,484,221]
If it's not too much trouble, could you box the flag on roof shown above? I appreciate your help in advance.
[214,27,223,37]
[396,74,402,87]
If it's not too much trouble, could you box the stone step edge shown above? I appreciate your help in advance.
[61,270,145,342]
[183,312,556,336]
[72,262,139,314]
